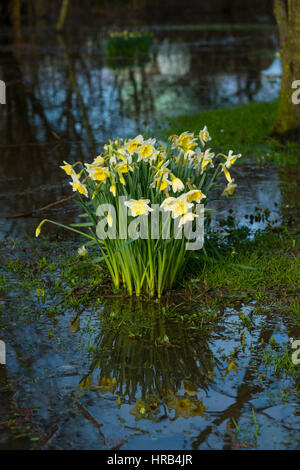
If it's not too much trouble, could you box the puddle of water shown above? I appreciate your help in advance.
[209,165,282,232]
[0,269,299,450]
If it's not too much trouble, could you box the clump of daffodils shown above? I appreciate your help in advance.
[36,128,241,297]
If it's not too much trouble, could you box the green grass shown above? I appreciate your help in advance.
[157,100,300,312]
[186,228,300,316]
[163,101,300,165]
[1,227,299,317]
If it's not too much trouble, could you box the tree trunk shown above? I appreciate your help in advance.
[274,0,300,135]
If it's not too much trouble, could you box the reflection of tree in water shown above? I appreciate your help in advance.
[1,50,54,146]
[190,308,296,449]
[0,45,67,217]
[0,32,101,225]
[57,34,97,155]
[0,26,278,147]
[78,301,216,420]
[114,65,155,128]
[184,28,277,107]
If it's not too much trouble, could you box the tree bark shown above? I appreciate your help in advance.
[274,0,300,135]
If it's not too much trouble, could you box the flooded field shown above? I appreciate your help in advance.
[0,5,299,451]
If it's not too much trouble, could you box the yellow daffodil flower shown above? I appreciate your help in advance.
[93,155,105,166]
[178,211,199,227]
[119,173,126,185]
[178,133,192,148]
[124,199,153,217]
[70,179,88,197]
[127,135,144,153]
[138,144,153,159]
[116,162,131,174]
[160,197,177,211]
[178,133,196,149]
[170,175,184,193]
[220,163,232,183]
[200,149,215,173]
[170,200,193,218]
[152,175,170,191]
[35,219,47,237]
[223,150,242,168]
[181,189,206,203]
[60,161,76,177]
[201,156,213,173]
[199,125,211,146]
[87,166,109,182]
[110,184,116,196]
[222,179,237,196]
[171,132,196,151]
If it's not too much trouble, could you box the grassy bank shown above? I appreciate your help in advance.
[163,101,300,165]
[186,228,299,318]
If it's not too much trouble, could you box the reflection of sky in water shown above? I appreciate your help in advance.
[157,40,191,76]
[261,55,282,77]
[2,288,298,449]
[9,31,282,136]
[209,166,282,231]
[30,45,283,135]
[213,72,281,105]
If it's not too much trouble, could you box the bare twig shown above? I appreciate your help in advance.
[74,400,105,441]
[124,425,150,434]
[0,193,76,219]
[109,440,126,450]
[33,425,59,450]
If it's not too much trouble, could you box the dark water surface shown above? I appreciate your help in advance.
[0,261,299,450]
[0,18,281,239]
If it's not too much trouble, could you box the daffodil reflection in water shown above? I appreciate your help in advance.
[166,396,207,419]
[76,301,214,421]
